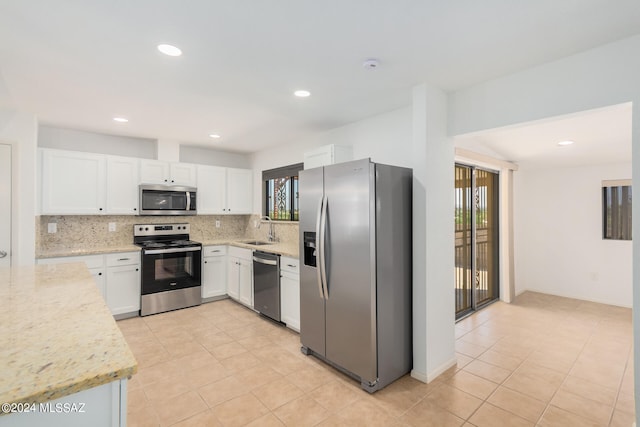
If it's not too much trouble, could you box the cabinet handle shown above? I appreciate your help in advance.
[211,250,221,253]
[204,261,208,264]
[134,208,137,211]
[287,264,296,268]
[118,258,130,261]
[135,268,139,271]
[99,208,103,211]
[98,272,102,276]
[171,180,175,183]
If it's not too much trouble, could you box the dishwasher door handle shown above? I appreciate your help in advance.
[253,256,278,266]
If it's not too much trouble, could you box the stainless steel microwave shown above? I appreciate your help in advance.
[139,185,197,215]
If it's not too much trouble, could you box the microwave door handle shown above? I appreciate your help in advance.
[186,192,191,211]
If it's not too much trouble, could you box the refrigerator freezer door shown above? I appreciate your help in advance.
[323,159,377,384]
[299,166,326,356]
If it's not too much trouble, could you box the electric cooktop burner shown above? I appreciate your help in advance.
[133,223,201,250]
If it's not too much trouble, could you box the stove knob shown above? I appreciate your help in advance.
[145,227,149,231]
[138,227,143,231]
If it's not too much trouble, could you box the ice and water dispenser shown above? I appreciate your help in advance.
[303,232,317,267]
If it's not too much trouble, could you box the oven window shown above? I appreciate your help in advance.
[154,256,193,280]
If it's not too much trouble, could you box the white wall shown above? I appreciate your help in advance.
[180,145,250,168]
[448,34,640,422]
[0,109,37,266]
[514,163,632,307]
[39,125,156,158]
[249,106,412,213]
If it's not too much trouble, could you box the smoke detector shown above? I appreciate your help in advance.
[362,58,380,70]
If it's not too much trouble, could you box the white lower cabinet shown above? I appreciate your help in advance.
[202,246,227,299]
[105,252,141,316]
[280,256,300,331]
[37,252,140,317]
[90,267,106,298]
[227,246,253,307]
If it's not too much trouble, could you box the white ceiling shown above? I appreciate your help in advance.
[454,103,632,170]
[1,1,639,154]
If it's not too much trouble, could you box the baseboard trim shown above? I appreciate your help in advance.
[515,289,631,309]
[426,357,458,383]
[410,369,428,383]
[411,357,458,384]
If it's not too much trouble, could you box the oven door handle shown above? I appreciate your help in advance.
[144,247,201,255]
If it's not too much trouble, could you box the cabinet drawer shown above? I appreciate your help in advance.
[38,254,104,270]
[105,251,140,267]
[203,245,227,257]
[280,256,299,274]
[228,245,252,260]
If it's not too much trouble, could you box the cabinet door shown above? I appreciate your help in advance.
[238,258,253,307]
[139,160,169,184]
[203,255,227,298]
[106,156,139,214]
[90,268,107,299]
[280,271,300,331]
[227,256,240,300]
[106,264,141,315]
[170,163,197,186]
[41,149,106,214]
[226,168,253,214]
[197,165,227,214]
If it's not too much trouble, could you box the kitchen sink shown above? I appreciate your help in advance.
[242,240,273,246]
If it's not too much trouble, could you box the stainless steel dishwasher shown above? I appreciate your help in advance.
[253,251,281,322]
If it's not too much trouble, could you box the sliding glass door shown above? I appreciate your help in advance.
[455,164,500,319]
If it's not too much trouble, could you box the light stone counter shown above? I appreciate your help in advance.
[201,240,299,258]
[35,241,299,259]
[0,263,137,406]
[36,245,141,259]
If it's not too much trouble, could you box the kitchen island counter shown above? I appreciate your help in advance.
[36,244,140,259]
[0,263,137,408]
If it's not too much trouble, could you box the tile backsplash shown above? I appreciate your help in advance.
[36,215,299,253]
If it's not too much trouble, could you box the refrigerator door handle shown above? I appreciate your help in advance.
[315,195,326,299]
[319,195,329,300]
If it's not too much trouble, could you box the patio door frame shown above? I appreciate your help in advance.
[455,162,500,320]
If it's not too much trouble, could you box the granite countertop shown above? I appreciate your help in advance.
[201,240,299,258]
[37,241,299,259]
[0,263,137,406]
[36,245,141,259]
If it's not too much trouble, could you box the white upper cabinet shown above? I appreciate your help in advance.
[303,144,353,170]
[106,156,139,215]
[170,163,197,186]
[139,160,169,184]
[197,165,227,214]
[139,160,196,186]
[226,168,253,214]
[41,149,106,215]
[198,165,252,214]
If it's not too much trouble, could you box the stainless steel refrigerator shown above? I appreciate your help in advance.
[299,158,412,393]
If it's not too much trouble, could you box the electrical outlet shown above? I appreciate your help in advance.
[215,220,220,228]
[108,222,116,232]
[47,223,57,234]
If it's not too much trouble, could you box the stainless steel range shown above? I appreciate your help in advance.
[134,223,202,316]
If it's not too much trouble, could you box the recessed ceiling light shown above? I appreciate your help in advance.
[294,90,311,98]
[557,140,575,146]
[157,44,182,57]
[113,117,129,123]
[209,134,221,139]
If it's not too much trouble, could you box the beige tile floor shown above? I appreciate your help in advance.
[118,292,635,427]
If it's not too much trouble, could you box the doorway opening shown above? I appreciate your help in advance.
[455,164,499,320]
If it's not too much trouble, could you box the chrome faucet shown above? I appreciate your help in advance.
[260,216,275,242]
